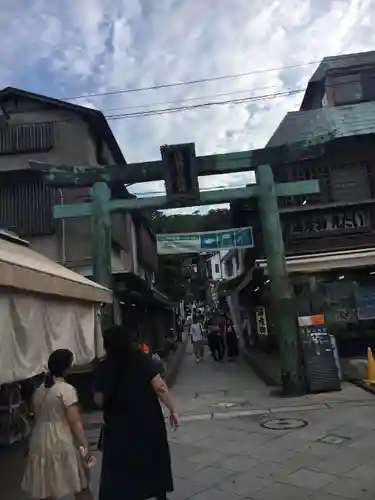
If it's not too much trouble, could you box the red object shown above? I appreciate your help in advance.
[140,343,150,354]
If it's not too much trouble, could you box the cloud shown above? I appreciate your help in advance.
[0,0,374,213]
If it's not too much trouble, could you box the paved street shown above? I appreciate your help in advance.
[3,347,375,499]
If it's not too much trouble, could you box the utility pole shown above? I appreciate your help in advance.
[257,164,305,395]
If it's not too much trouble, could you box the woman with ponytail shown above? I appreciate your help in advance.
[94,325,179,500]
[22,349,94,499]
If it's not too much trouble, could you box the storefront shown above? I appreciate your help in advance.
[256,247,375,359]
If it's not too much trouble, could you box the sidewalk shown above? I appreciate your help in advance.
[3,349,375,499]
[167,348,375,499]
[172,344,374,418]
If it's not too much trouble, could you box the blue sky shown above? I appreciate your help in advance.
[1,0,374,212]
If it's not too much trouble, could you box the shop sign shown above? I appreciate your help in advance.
[255,306,268,337]
[161,143,199,204]
[289,209,368,237]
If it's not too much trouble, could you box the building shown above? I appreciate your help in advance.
[0,87,173,351]
[207,249,245,282]
[231,50,375,372]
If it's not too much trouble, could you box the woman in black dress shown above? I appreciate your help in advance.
[93,326,179,500]
[225,314,239,361]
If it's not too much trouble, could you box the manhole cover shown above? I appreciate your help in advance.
[318,435,350,445]
[211,402,237,409]
[260,418,308,430]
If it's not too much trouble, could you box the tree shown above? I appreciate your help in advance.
[148,208,232,234]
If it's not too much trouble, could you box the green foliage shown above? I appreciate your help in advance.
[148,208,232,234]
[146,208,232,300]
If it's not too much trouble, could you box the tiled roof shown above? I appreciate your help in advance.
[267,101,375,147]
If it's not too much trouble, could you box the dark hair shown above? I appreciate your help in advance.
[45,349,74,388]
[103,325,134,362]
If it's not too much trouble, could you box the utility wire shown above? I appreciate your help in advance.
[100,83,281,113]
[29,87,304,125]
[64,60,320,100]
[105,88,304,120]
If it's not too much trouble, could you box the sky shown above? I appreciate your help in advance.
[1,0,374,213]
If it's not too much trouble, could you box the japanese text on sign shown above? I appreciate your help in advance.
[255,306,268,337]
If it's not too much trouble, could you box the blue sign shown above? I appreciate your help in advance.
[157,226,254,254]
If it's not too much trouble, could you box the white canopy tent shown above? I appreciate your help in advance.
[0,234,112,384]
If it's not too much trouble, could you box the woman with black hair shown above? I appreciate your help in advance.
[22,349,94,500]
[93,325,179,500]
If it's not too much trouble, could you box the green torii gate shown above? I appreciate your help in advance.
[31,139,322,395]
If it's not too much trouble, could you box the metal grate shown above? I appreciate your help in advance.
[0,122,55,155]
[0,180,57,235]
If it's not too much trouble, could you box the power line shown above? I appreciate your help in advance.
[64,60,320,101]
[105,88,304,120]
[100,83,281,113]
[29,87,304,126]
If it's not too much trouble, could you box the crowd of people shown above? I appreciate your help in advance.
[185,306,239,364]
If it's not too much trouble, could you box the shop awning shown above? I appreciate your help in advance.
[0,234,112,303]
[256,248,375,274]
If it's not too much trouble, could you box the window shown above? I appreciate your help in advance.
[214,263,220,274]
[0,122,55,155]
[330,162,369,202]
[225,259,234,277]
[234,250,240,271]
[327,73,363,106]
[361,70,375,101]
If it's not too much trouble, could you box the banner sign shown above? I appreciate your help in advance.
[157,226,254,255]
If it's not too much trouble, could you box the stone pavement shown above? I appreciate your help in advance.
[3,347,375,499]
[172,344,374,417]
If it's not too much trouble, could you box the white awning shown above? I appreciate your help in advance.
[256,248,375,274]
[0,237,112,303]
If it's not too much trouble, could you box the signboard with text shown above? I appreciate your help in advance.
[288,209,369,238]
[161,143,199,204]
[157,226,254,255]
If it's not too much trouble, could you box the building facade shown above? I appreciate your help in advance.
[207,250,245,282]
[232,51,375,364]
[0,87,171,348]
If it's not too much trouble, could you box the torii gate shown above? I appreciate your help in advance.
[31,139,324,395]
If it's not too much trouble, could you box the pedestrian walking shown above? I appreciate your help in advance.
[93,326,179,500]
[207,320,224,362]
[218,313,227,359]
[22,349,94,500]
[225,313,239,361]
[190,314,205,363]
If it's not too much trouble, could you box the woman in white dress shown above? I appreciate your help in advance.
[22,349,94,500]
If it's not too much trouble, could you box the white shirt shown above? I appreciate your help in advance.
[190,323,203,342]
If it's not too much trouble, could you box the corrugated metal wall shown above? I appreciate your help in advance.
[0,180,57,235]
[0,122,55,155]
